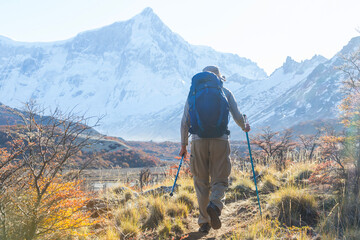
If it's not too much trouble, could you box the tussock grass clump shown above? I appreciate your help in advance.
[124,191,133,201]
[226,177,254,203]
[109,185,136,206]
[115,207,140,226]
[175,192,196,211]
[171,217,185,235]
[178,177,195,194]
[120,217,140,239]
[157,217,185,239]
[112,185,136,197]
[233,177,254,191]
[235,219,313,240]
[143,197,165,229]
[260,174,280,193]
[166,201,188,218]
[269,186,319,227]
[101,226,120,240]
[229,168,251,184]
[112,201,145,239]
[158,219,172,239]
[253,165,280,182]
[284,163,315,186]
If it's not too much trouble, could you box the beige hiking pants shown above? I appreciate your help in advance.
[190,138,231,225]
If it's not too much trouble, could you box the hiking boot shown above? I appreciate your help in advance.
[206,201,221,229]
[198,222,211,234]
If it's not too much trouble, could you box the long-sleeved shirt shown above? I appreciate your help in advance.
[180,87,246,146]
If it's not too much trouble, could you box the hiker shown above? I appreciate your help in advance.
[179,66,250,233]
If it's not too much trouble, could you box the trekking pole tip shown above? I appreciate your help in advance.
[169,192,173,197]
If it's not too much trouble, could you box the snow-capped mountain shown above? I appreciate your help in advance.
[249,40,360,131]
[0,8,266,141]
[0,7,358,141]
[223,54,331,137]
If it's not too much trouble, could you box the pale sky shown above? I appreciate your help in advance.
[0,0,359,75]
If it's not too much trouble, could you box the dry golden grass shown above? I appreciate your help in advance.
[96,161,341,240]
[171,217,186,235]
[260,173,281,193]
[157,218,172,239]
[175,191,197,211]
[230,219,312,240]
[114,206,140,227]
[166,201,188,218]
[269,185,318,227]
[97,175,199,239]
[120,217,140,239]
[101,226,120,240]
[178,176,195,194]
[226,176,255,203]
[283,163,315,186]
[143,197,166,229]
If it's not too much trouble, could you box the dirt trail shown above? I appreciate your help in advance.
[182,198,260,240]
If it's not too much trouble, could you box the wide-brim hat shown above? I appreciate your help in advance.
[202,66,226,81]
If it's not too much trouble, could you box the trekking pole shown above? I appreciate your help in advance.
[243,114,262,217]
[169,155,184,197]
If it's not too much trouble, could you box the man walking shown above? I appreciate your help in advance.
[179,66,250,233]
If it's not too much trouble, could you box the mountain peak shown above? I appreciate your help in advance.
[140,7,154,16]
[285,56,296,64]
[310,54,327,62]
[134,7,159,22]
[131,7,164,29]
[338,36,360,56]
[283,56,299,73]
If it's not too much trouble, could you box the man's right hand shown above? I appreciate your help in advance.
[179,145,187,157]
[244,123,251,132]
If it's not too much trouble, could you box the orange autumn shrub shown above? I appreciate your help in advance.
[4,175,102,239]
[31,177,101,238]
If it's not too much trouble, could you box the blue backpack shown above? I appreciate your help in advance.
[188,71,230,138]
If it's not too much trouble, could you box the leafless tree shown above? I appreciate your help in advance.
[252,127,280,163]
[275,129,297,171]
[298,129,322,161]
[252,127,296,170]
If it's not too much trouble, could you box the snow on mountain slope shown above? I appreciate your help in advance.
[0,8,358,141]
[221,54,329,137]
[247,36,360,132]
[226,55,328,114]
[0,8,267,141]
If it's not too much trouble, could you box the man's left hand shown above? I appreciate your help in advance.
[179,145,187,157]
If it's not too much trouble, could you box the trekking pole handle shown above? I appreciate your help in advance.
[243,114,249,124]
